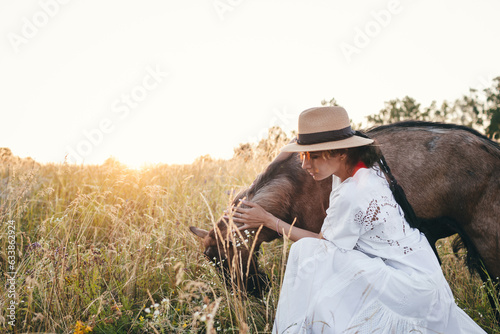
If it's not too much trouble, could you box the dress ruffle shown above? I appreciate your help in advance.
[272,238,485,334]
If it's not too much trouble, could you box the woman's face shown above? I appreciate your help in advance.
[300,151,349,182]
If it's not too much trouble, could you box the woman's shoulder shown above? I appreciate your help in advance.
[333,168,387,203]
[331,169,366,199]
[344,167,385,191]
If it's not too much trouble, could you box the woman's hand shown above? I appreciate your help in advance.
[224,200,321,242]
[224,200,274,231]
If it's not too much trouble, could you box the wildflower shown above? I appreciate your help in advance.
[74,321,92,334]
[154,303,159,308]
[154,310,160,316]
[144,308,151,314]
[200,315,207,322]
[26,242,42,252]
[74,321,84,334]
[183,323,188,328]
[139,316,144,322]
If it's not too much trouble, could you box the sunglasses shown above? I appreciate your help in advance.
[299,151,323,161]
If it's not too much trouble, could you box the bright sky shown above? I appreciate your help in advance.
[1,0,499,167]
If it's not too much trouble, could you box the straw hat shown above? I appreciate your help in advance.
[281,106,373,152]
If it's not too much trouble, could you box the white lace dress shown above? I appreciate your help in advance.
[272,167,485,334]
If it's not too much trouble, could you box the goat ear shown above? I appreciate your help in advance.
[189,226,209,238]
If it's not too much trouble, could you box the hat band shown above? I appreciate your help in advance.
[297,126,355,145]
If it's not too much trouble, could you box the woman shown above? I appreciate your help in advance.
[229,106,485,333]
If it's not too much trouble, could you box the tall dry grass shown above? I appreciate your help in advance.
[0,149,498,333]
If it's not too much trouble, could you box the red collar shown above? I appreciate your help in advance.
[353,161,367,176]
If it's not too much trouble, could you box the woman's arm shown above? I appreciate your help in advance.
[226,200,322,242]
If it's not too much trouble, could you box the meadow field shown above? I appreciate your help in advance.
[0,148,498,333]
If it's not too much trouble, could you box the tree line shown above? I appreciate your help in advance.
[322,76,500,139]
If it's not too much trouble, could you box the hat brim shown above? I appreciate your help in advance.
[280,135,374,153]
